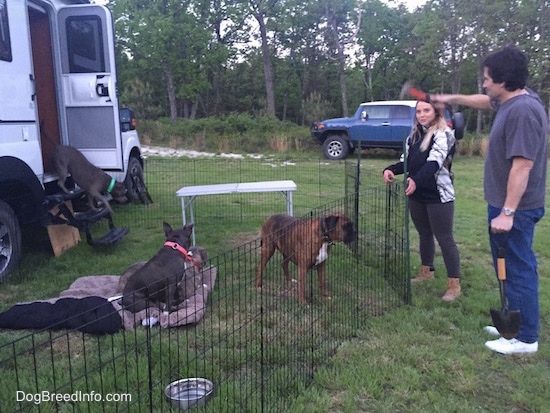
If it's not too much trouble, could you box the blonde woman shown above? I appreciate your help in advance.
[383,100,461,301]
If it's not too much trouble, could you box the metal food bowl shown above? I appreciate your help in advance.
[164,378,214,410]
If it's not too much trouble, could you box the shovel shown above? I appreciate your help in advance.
[399,81,430,102]
[489,244,521,339]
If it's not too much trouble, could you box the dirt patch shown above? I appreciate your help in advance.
[231,231,260,247]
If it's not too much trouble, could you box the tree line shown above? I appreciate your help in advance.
[110,0,550,132]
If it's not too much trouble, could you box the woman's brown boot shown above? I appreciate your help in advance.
[442,277,461,301]
[411,265,434,283]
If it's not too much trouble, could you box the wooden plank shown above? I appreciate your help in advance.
[47,202,81,257]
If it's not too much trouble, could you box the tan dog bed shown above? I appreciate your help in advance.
[60,265,216,329]
[0,266,216,333]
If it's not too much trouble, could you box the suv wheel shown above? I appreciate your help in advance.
[0,200,22,281]
[323,135,350,160]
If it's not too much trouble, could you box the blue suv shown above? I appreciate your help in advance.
[311,100,463,160]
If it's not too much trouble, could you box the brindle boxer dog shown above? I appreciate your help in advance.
[256,213,357,304]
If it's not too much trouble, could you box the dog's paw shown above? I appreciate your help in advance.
[141,316,159,327]
[159,311,174,328]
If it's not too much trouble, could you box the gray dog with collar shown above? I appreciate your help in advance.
[122,221,195,313]
[256,213,357,304]
[53,145,128,214]
[118,245,208,307]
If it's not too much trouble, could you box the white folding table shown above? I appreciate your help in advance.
[176,180,297,245]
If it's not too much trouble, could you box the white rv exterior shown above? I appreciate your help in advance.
[0,0,144,280]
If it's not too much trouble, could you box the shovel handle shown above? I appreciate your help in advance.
[497,257,506,281]
[497,246,506,281]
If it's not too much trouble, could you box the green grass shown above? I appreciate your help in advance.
[1,153,549,412]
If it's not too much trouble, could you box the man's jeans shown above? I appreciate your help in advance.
[488,205,544,343]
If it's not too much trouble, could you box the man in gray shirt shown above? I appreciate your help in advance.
[432,45,548,355]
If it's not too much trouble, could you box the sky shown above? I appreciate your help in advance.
[384,0,429,11]
[96,0,429,13]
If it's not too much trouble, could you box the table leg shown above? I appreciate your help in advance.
[181,195,197,246]
[285,191,294,216]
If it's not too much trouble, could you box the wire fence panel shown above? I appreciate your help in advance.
[0,157,409,412]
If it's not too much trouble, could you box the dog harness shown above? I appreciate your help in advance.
[164,241,202,270]
[107,177,116,193]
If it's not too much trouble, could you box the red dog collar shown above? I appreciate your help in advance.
[164,241,202,270]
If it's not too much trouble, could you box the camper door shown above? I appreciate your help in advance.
[0,0,44,177]
[57,5,122,170]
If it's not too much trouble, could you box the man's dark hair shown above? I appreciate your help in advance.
[483,45,529,91]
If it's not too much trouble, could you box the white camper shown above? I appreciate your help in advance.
[0,0,148,280]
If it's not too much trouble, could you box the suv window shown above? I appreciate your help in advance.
[364,105,390,119]
[392,105,411,119]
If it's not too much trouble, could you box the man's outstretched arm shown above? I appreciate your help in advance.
[430,94,493,111]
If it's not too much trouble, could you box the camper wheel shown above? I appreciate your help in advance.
[0,200,22,281]
[124,156,152,204]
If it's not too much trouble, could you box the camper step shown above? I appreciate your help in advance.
[73,207,129,246]
[86,227,130,246]
[45,188,86,205]
[44,191,108,228]
[44,191,129,246]
[73,208,129,246]
[73,208,111,225]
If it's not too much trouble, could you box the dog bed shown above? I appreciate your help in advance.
[0,266,216,334]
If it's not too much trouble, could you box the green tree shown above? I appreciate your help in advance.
[108,0,550,126]
[247,0,278,117]
[357,0,411,101]
[111,0,232,121]
[318,0,361,117]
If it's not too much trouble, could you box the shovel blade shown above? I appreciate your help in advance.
[490,307,521,339]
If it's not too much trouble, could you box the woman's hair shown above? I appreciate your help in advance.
[410,101,448,152]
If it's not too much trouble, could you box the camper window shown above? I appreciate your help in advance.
[66,15,105,73]
[0,0,12,62]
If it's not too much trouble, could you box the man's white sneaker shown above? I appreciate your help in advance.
[485,337,538,355]
[483,326,500,336]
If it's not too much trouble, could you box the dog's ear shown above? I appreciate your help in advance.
[189,247,208,263]
[113,181,127,194]
[323,215,340,231]
[198,248,208,263]
[163,221,173,237]
[176,223,194,241]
